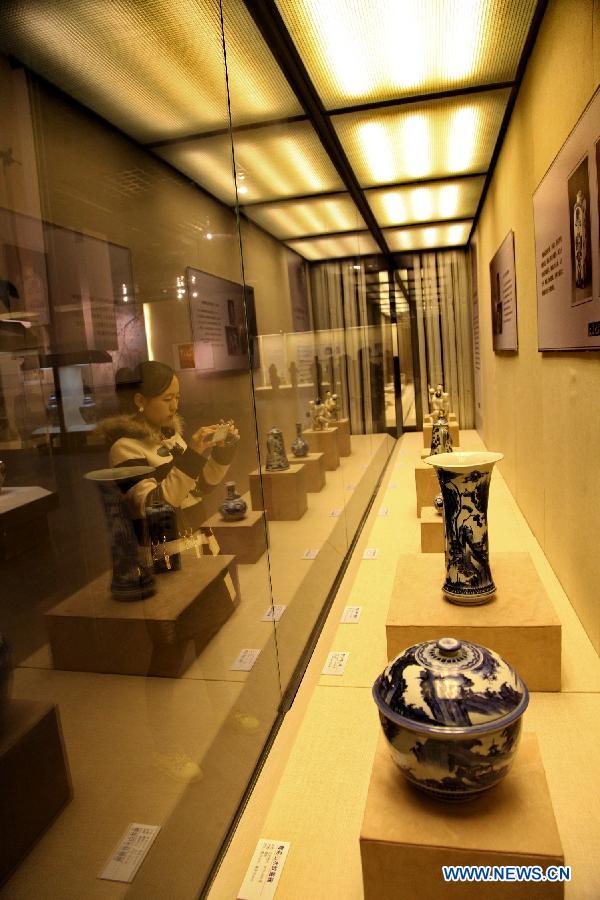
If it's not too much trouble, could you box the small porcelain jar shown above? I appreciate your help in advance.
[219,481,247,521]
[373,637,529,800]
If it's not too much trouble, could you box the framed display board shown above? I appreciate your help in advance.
[489,231,518,351]
[186,267,258,373]
[533,88,600,350]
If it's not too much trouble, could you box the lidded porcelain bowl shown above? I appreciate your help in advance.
[372,637,528,800]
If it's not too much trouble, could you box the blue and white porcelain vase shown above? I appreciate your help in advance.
[265,427,290,471]
[85,467,156,600]
[290,422,309,458]
[430,414,452,455]
[373,636,528,800]
[424,451,503,604]
[219,481,247,521]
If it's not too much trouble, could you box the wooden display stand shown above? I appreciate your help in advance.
[202,509,267,564]
[414,463,439,516]
[423,421,459,448]
[249,465,308,520]
[45,555,239,677]
[360,734,564,900]
[294,452,326,492]
[0,486,59,560]
[332,418,351,456]
[302,428,340,470]
[386,552,561,691]
[420,505,444,552]
[0,700,72,884]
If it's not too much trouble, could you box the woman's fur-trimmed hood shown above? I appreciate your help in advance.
[95,413,185,445]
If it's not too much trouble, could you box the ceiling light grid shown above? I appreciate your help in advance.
[384,221,472,252]
[275,0,537,109]
[156,120,345,204]
[366,175,485,227]
[286,232,378,261]
[244,193,365,238]
[332,89,510,187]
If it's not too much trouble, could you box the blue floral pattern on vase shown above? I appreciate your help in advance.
[430,415,453,455]
[265,427,290,471]
[372,637,528,800]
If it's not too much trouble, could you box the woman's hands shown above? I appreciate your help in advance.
[189,420,239,454]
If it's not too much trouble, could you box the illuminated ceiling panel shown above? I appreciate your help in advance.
[156,121,344,204]
[244,194,365,239]
[275,0,536,109]
[286,233,378,261]
[366,176,485,227]
[332,90,509,187]
[384,221,472,251]
[1,0,302,143]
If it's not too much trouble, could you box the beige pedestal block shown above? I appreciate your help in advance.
[291,452,326,492]
[424,411,458,424]
[360,733,564,900]
[249,465,308,519]
[420,505,444,552]
[302,428,340,470]
[0,701,72,883]
[332,418,351,456]
[423,421,459,448]
[0,486,59,560]
[414,463,439,516]
[203,509,267,564]
[386,552,561,691]
[46,555,239,677]
[421,444,462,460]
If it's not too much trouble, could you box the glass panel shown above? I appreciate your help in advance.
[0,8,283,895]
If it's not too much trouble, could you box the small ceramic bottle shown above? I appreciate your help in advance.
[219,481,247,521]
[290,423,309,458]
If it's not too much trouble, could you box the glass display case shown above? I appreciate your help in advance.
[0,6,395,895]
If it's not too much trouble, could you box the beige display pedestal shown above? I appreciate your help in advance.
[292,452,326,492]
[421,444,462,460]
[424,412,458,424]
[202,509,267,564]
[302,428,340,470]
[332,418,351,456]
[249,465,308,520]
[360,734,564,900]
[423,421,459,448]
[420,505,444,552]
[0,486,59,560]
[0,700,72,884]
[46,555,239,677]
[386,553,561,691]
[414,463,439,516]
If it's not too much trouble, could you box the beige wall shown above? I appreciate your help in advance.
[473,0,600,651]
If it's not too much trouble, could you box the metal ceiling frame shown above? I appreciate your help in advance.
[240,0,548,257]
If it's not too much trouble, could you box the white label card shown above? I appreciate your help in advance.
[345,483,356,491]
[378,506,389,517]
[261,605,286,622]
[363,548,379,560]
[329,508,342,517]
[360,463,369,469]
[99,824,161,883]
[230,648,261,671]
[340,606,362,624]
[387,483,398,490]
[302,548,319,559]
[322,651,350,676]
[238,839,290,900]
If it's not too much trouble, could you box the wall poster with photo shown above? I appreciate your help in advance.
[489,231,518,351]
[186,267,258,372]
[533,87,600,350]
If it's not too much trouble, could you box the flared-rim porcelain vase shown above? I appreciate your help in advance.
[424,451,503,604]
